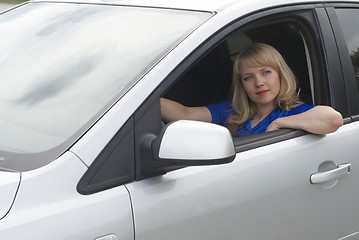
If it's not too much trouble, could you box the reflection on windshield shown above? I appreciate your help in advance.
[0,2,210,170]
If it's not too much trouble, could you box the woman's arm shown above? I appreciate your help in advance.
[266,105,343,134]
[160,98,212,123]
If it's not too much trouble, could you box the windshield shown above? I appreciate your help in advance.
[0,2,211,171]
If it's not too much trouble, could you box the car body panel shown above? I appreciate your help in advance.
[128,123,359,240]
[0,152,134,240]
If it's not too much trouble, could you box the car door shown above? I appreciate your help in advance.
[126,4,359,240]
[129,129,359,240]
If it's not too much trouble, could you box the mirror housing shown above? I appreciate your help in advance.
[152,120,235,166]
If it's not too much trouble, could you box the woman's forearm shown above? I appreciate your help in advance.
[268,105,343,134]
[160,98,212,123]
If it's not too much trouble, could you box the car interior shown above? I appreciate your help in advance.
[164,21,314,110]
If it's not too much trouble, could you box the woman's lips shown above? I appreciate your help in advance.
[256,90,269,96]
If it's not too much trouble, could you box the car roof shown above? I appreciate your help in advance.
[30,0,359,12]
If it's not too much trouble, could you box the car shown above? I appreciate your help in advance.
[0,0,359,239]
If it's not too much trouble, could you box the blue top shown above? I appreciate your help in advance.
[206,100,315,136]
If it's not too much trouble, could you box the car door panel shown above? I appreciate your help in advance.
[126,5,359,239]
[128,124,359,240]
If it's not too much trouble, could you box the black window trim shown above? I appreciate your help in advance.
[77,117,135,195]
[324,3,359,121]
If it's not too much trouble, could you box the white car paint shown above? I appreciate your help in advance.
[128,124,359,240]
[0,152,134,239]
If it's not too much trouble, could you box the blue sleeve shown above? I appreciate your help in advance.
[206,100,233,125]
[275,103,315,119]
[287,103,315,116]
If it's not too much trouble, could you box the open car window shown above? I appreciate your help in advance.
[163,18,316,146]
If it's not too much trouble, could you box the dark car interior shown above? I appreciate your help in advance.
[164,21,313,108]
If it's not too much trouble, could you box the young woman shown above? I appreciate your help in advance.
[161,43,343,136]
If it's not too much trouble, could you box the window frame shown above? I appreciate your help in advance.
[325,4,359,121]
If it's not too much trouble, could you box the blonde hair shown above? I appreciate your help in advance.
[227,43,300,135]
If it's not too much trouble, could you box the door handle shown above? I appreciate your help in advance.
[310,163,351,184]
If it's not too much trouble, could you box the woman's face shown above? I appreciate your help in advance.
[240,66,281,108]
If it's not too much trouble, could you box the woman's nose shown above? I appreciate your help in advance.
[255,76,264,86]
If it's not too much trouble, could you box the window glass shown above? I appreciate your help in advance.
[0,2,211,170]
[336,9,359,92]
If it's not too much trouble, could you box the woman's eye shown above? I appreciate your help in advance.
[263,70,271,75]
[243,75,253,81]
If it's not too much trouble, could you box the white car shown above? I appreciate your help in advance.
[0,0,359,239]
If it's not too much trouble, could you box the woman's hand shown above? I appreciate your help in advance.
[266,119,281,132]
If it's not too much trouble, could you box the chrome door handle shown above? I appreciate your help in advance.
[310,163,351,184]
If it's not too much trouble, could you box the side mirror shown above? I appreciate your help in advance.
[152,120,235,166]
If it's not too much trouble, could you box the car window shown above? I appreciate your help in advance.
[336,8,359,95]
[164,20,313,111]
[0,2,211,171]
